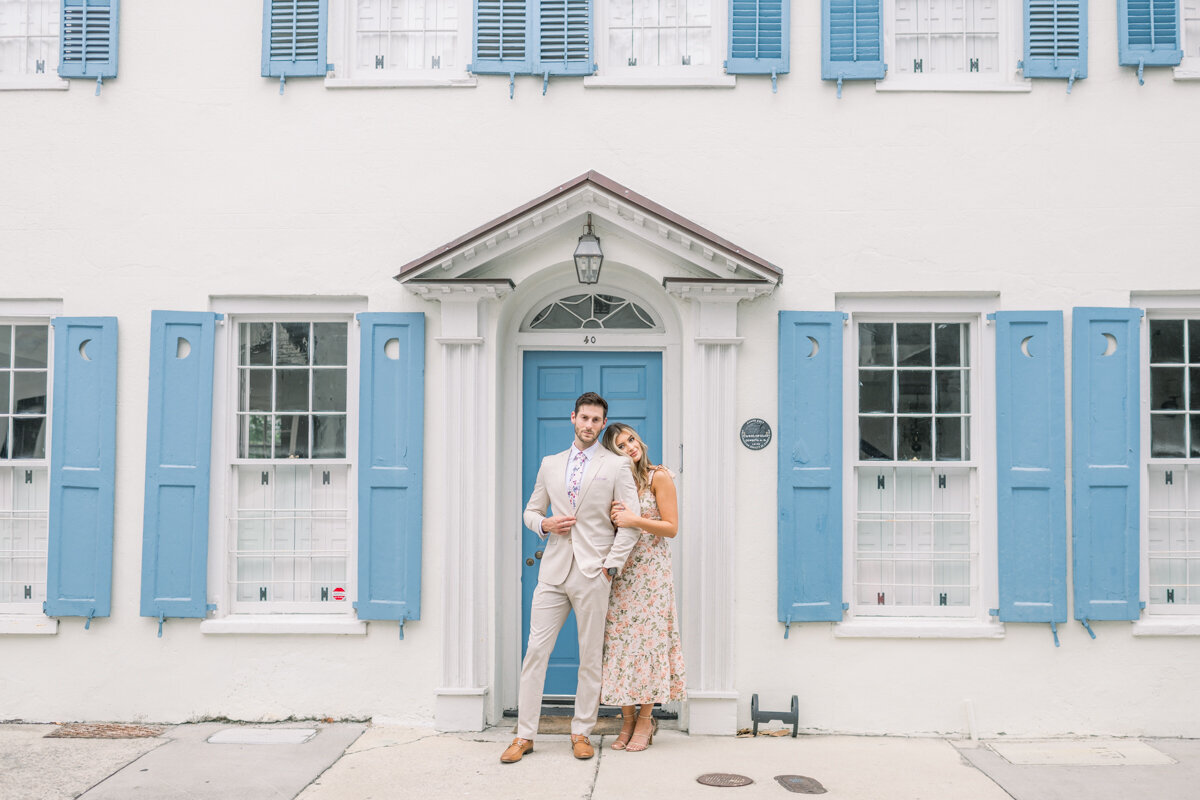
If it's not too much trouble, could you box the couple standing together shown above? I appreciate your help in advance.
[501,392,687,763]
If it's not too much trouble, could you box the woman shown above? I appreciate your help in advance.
[600,423,686,752]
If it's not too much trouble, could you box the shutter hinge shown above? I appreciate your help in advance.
[1066,68,1077,94]
[988,608,999,616]
[206,603,217,614]
[1080,618,1096,639]
[783,614,792,639]
[84,608,96,630]
[1139,600,1146,610]
[157,612,165,638]
[986,312,997,322]
[771,70,778,93]
[1050,621,1060,647]
[1016,59,1024,70]
[841,602,849,611]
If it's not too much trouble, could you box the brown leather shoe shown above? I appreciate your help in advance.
[570,734,595,759]
[500,737,534,763]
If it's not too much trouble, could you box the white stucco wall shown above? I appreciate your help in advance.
[2,1,1198,735]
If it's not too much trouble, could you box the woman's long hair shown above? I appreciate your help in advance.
[602,423,652,494]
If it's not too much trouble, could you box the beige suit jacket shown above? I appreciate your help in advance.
[523,447,641,586]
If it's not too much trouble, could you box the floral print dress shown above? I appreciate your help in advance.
[601,468,687,706]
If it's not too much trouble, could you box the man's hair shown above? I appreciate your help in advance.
[574,391,608,416]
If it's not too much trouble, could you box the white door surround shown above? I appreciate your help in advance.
[401,172,780,734]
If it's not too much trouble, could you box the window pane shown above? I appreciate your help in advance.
[276,323,310,365]
[276,414,310,458]
[1150,319,1185,363]
[1151,367,1185,411]
[240,369,272,413]
[313,323,347,366]
[313,415,347,458]
[859,416,893,460]
[241,323,272,366]
[1192,367,1200,411]
[935,323,966,366]
[859,370,892,413]
[0,371,8,411]
[1151,414,1186,458]
[896,323,931,366]
[936,417,964,460]
[239,415,273,458]
[13,372,46,414]
[1193,415,1200,459]
[313,370,347,412]
[935,370,963,413]
[859,323,893,366]
[12,417,45,459]
[0,417,8,458]
[0,326,9,368]
[275,370,310,412]
[898,371,932,413]
[898,416,932,460]
[14,326,48,368]
[1190,320,1200,363]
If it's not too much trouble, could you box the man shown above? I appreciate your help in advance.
[501,391,641,763]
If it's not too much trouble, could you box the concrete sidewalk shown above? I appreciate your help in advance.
[2,720,1197,800]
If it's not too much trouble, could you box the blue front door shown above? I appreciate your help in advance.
[521,350,663,695]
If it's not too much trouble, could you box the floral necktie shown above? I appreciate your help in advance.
[567,450,587,508]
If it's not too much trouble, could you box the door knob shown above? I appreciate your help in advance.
[526,557,535,566]
[534,550,543,559]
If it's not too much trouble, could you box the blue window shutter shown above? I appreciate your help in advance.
[58,0,119,80]
[472,0,533,74]
[537,0,592,76]
[261,0,329,78]
[726,0,790,75]
[44,317,118,621]
[1118,0,1182,68]
[1023,1,1087,80]
[1071,307,1142,623]
[778,311,845,624]
[822,0,885,82]
[995,312,1067,624]
[355,313,425,627]
[140,311,219,623]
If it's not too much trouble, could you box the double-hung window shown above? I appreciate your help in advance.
[592,0,730,82]
[1145,315,1200,614]
[0,0,65,89]
[1179,0,1200,77]
[852,319,981,617]
[226,319,355,614]
[881,0,1025,89]
[328,0,474,85]
[0,322,50,613]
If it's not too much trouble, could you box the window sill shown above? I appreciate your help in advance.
[325,76,477,89]
[583,75,736,89]
[0,77,69,91]
[834,618,1004,639]
[1132,617,1200,636]
[200,615,367,635]
[875,77,1032,93]
[1173,66,1200,80]
[0,615,58,635]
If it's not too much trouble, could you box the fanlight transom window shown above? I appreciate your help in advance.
[527,294,656,330]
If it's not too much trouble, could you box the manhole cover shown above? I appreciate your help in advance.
[45,723,165,739]
[775,775,827,794]
[697,773,754,787]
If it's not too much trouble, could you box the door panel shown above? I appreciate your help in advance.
[521,350,663,695]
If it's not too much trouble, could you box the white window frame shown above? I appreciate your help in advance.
[202,297,366,634]
[325,0,476,88]
[834,295,1001,638]
[1175,0,1200,79]
[0,0,68,90]
[877,0,1030,92]
[0,315,52,616]
[585,0,735,87]
[1135,301,1200,635]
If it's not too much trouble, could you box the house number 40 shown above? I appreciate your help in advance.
[583,335,597,344]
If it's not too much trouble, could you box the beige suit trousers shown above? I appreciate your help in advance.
[515,557,612,739]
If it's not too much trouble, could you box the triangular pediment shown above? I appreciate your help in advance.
[395,171,782,286]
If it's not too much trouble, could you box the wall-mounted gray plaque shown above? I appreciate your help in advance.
[739,418,772,450]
